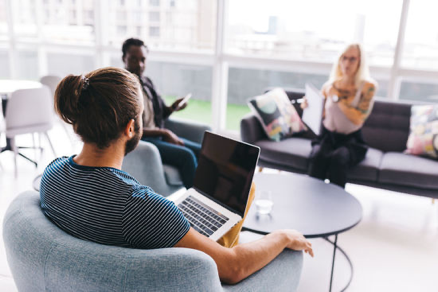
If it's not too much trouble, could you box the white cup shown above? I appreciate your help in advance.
[255,190,274,215]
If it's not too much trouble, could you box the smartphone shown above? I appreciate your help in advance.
[177,93,192,109]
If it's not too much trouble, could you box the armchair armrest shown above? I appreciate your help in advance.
[122,141,183,196]
[240,114,267,145]
[223,249,303,292]
[165,118,211,144]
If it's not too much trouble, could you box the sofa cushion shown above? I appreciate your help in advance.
[379,152,438,189]
[248,88,306,142]
[163,164,183,186]
[347,148,383,182]
[256,138,312,171]
[361,99,411,152]
[405,104,438,159]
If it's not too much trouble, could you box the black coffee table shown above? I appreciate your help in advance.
[243,173,362,292]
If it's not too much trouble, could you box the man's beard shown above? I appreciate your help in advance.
[124,121,141,156]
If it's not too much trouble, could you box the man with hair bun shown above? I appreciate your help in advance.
[122,37,200,189]
[40,67,313,285]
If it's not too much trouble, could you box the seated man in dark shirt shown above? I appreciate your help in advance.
[122,38,201,189]
[40,66,313,285]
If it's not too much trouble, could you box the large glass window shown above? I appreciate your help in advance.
[11,0,38,41]
[0,0,8,41]
[47,52,95,77]
[399,80,438,102]
[41,0,96,45]
[226,67,328,131]
[106,0,216,52]
[16,50,39,80]
[0,49,10,78]
[374,79,389,98]
[401,0,438,70]
[146,61,213,125]
[3,0,438,135]
[226,0,402,67]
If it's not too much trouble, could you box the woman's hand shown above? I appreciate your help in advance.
[300,96,308,109]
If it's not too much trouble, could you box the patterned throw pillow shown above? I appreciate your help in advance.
[405,105,438,159]
[248,88,307,142]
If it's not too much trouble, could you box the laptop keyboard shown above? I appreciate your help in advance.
[178,195,229,237]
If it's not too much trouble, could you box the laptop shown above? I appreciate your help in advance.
[172,131,260,241]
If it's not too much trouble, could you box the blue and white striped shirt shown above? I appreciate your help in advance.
[40,156,190,249]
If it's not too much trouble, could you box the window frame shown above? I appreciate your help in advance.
[3,0,438,135]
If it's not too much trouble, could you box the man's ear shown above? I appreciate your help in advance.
[122,55,126,64]
[124,119,135,138]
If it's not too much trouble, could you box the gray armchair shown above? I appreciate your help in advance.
[3,192,303,292]
[123,118,211,196]
[3,118,304,291]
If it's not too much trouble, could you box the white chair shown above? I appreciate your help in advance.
[40,75,62,95]
[5,86,56,176]
[0,114,4,170]
[40,75,73,144]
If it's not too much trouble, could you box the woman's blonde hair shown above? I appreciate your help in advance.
[328,43,371,88]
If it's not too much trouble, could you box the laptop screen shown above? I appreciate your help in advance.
[193,132,260,216]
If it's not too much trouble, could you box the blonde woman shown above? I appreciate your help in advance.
[302,43,377,188]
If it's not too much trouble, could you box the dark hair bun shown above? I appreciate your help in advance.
[54,67,141,149]
[54,74,89,125]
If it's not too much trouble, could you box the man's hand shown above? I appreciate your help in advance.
[279,229,314,257]
[163,129,185,146]
[171,97,188,112]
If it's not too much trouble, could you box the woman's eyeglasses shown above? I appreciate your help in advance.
[342,56,358,63]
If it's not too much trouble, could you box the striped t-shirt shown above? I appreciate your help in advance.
[40,156,190,249]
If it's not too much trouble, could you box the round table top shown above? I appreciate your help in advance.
[0,80,42,95]
[243,173,363,238]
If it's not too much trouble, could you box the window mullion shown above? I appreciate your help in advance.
[211,0,227,131]
[388,0,410,100]
[6,0,17,78]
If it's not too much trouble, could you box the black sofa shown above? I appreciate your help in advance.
[241,89,438,199]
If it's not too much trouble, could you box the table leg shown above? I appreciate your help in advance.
[18,152,38,167]
[1,138,12,153]
[329,234,338,292]
[2,94,7,116]
[1,138,38,166]
[324,236,354,292]
[1,96,11,153]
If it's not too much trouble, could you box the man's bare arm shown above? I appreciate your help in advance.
[175,228,313,285]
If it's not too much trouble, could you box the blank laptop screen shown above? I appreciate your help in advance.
[193,132,260,216]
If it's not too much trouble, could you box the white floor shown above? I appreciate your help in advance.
[0,123,437,292]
